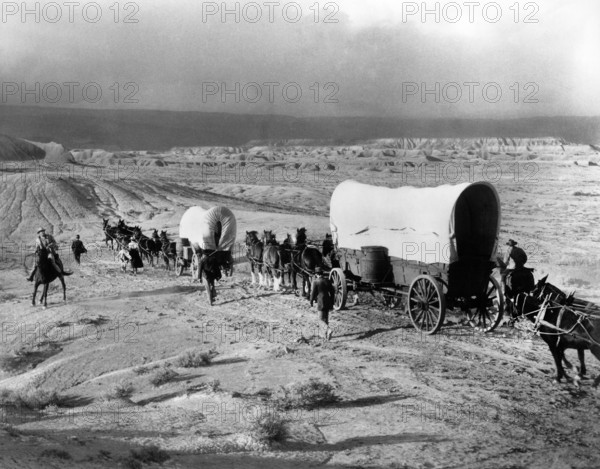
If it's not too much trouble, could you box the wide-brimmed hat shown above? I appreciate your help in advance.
[506,239,518,247]
[37,227,46,233]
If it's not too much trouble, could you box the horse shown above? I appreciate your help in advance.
[291,227,323,298]
[102,219,118,250]
[31,246,67,308]
[159,231,177,271]
[512,277,600,387]
[528,276,590,379]
[245,231,264,286]
[322,233,338,269]
[262,230,283,291]
[133,227,159,266]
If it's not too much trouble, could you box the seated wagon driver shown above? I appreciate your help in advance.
[27,227,71,281]
[499,239,534,298]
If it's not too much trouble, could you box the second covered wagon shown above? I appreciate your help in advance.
[329,180,504,334]
[177,206,237,279]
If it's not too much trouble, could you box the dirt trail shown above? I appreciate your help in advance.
[1,243,600,468]
[1,154,600,468]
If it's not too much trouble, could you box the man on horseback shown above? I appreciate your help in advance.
[27,227,71,281]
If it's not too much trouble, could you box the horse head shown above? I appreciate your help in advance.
[263,230,277,245]
[245,231,260,245]
[151,229,159,238]
[532,275,569,304]
[295,228,307,247]
[102,218,109,229]
[159,230,168,240]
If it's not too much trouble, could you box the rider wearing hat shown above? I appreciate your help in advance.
[309,266,335,341]
[27,227,70,281]
[499,239,533,300]
[503,239,527,270]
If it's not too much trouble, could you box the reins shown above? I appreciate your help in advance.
[515,292,600,346]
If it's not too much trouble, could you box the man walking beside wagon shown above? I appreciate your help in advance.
[310,266,335,341]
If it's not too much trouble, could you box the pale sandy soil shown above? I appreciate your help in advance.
[1,140,600,468]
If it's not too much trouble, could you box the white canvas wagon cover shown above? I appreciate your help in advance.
[179,206,237,251]
[330,180,500,264]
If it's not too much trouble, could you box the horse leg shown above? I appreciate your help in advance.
[250,262,257,285]
[301,275,308,298]
[549,345,570,383]
[577,349,587,376]
[32,281,39,306]
[560,347,581,387]
[42,283,49,309]
[273,270,281,292]
[59,275,66,303]
[291,264,298,294]
[258,266,265,287]
[586,345,600,388]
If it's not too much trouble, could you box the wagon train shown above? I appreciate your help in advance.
[328,180,504,335]
[177,206,236,280]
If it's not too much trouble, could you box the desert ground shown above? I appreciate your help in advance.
[1,137,600,468]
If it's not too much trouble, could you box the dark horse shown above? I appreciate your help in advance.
[245,231,264,286]
[530,276,590,379]
[31,246,68,308]
[291,227,323,298]
[159,231,177,270]
[512,276,600,387]
[262,230,283,291]
[133,227,161,265]
[102,219,119,250]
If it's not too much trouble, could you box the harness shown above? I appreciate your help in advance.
[514,293,600,346]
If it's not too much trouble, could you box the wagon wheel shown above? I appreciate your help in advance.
[407,275,446,335]
[191,253,200,281]
[176,258,185,277]
[465,276,504,332]
[329,268,347,311]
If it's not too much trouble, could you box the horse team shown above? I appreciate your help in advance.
[245,227,334,298]
[102,218,177,269]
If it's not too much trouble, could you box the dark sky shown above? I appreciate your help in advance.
[0,0,598,118]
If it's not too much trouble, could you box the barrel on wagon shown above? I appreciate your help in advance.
[329,180,503,334]
[177,206,237,279]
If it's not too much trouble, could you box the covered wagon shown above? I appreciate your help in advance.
[329,180,503,334]
[177,206,237,279]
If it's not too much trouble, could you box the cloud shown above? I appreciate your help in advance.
[0,0,597,117]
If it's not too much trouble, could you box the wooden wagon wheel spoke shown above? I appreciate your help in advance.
[408,275,446,335]
[466,276,504,333]
[418,309,428,329]
[329,268,347,311]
